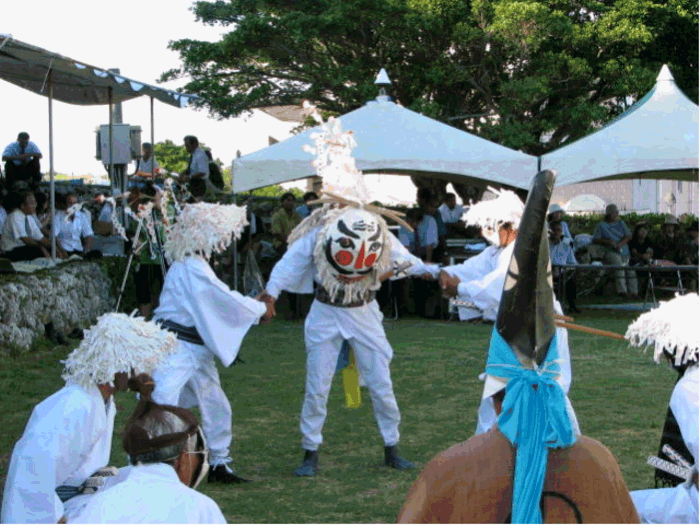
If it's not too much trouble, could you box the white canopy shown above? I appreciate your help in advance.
[0,34,195,108]
[231,96,537,193]
[541,65,699,187]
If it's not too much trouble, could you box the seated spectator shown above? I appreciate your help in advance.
[653,215,682,264]
[414,198,441,319]
[427,198,447,264]
[0,198,7,252]
[679,219,699,293]
[0,191,58,261]
[2,132,43,189]
[547,203,573,247]
[296,191,318,219]
[33,190,51,236]
[53,192,101,259]
[549,220,580,313]
[72,376,226,524]
[438,192,467,237]
[628,222,654,297]
[592,203,638,297]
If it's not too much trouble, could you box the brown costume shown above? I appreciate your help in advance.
[397,428,639,523]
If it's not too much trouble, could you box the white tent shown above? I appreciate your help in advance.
[541,65,699,187]
[231,95,537,193]
[563,194,607,213]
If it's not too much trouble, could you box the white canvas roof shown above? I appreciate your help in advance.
[0,34,194,108]
[542,65,699,187]
[231,96,537,193]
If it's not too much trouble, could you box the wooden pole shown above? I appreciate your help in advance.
[555,321,626,340]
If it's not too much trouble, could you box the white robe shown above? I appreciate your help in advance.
[632,365,699,524]
[443,243,579,436]
[2,383,116,524]
[152,255,267,465]
[266,228,438,451]
[70,463,226,524]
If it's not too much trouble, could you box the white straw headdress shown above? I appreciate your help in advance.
[163,202,248,263]
[625,293,700,367]
[62,313,177,389]
[463,187,524,245]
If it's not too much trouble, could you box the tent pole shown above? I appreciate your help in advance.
[108,87,114,190]
[48,70,56,260]
[150,96,155,178]
[232,162,238,291]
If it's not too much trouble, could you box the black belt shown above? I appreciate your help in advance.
[55,485,82,503]
[156,318,205,346]
[315,286,376,308]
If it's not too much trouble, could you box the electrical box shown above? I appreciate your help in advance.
[95,124,142,163]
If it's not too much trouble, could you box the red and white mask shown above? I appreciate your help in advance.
[323,208,384,283]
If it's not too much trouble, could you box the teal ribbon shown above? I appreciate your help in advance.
[485,328,576,523]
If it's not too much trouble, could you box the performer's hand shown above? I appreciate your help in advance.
[261,300,276,323]
[439,270,460,298]
[419,272,435,281]
[57,516,67,524]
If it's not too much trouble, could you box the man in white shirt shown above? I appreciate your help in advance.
[549,220,580,313]
[72,376,226,524]
[1,314,177,524]
[0,191,53,260]
[130,143,162,190]
[53,193,97,257]
[438,192,464,224]
[2,132,42,188]
[179,135,209,182]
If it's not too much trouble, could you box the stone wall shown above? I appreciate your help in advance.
[0,262,113,352]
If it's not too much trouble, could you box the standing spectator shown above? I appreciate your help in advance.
[2,132,42,189]
[549,221,581,313]
[0,191,54,261]
[53,193,100,259]
[629,222,654,297]
[653,215,682,264]
[428,198,447,264]
[296,191,318,219]
[397,208,421,254]
[438,192,466,236]
[179,136,209,184]
[130,142,161,190]
[547,203,574,247]
[271,192,302,318]
[592,203,638,297]
[414,200,440,318]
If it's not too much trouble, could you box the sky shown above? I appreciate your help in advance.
[1,1,421,204]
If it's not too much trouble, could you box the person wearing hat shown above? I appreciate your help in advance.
[1,314,177,524]
[653,215,683,265]
[150,201,275,484]
[71,375,226,524]
[592,203,638,297]
[626,293,698,524]
[439,186,579,436]
[547,203,573,247]
[397,171,638,524]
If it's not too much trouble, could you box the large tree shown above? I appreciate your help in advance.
[163,0,698,195]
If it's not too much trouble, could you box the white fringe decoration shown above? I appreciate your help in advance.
[163,202,248,263]
[625,293,700,366]
[62,313,177,389]
[463,187,524,245]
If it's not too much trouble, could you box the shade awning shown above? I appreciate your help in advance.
[0,34,195,108]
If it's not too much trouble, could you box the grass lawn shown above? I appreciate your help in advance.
[0,311,675,523]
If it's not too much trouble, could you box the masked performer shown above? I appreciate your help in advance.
[150,201,275,484]
[439,189,579,436]
[397,170,639,523]
[1,314,176,524]
[627,293,698,524]
[72,375,225,524]
[262,115,439,476]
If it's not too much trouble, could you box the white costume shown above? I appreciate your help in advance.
[71,463,226,524]
[1,314,175,524]
[627,294,699,524]
[151,201,267,469]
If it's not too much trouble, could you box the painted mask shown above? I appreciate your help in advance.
[323,208,384,282]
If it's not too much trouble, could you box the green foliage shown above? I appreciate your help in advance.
[0,315,678,522]
[162,0,697,156]
[240,185,304,198]
[565,211,695,238]
[153,139,190,174]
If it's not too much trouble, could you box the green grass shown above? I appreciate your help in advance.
[0,313,675,523]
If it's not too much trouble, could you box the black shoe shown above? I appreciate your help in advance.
[68,328,85,340]
[384,445,414,470]
[207,464,252,484]
[45,323,69,346]
[293,450,318,477]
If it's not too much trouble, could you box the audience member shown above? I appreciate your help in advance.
[653,215,682,264]
[179,136,209,184]
[549,220,580,313]
[592,203,638,297]
[271,192,302,318]
[438,192,466,236]
[0,191,53,261]
[428,198,447,264]
[547,203,574,247]
[415,191,442,318]
[296,191,318,219]
[679,219,699,293]
[0,198,7,251]
[397,208,421,254]
[628,222,654,297]
[2,132,42,189]
[33,190,51,236]
[130,143,162,190]
[238,197,265,258]
[53,193,101,260]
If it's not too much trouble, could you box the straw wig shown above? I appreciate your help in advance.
[463,187,524,245]
[62,313,177,389]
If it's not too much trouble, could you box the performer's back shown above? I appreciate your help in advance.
[397,428,640,524]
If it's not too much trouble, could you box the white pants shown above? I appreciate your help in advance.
[151,341,233,466]
[301,300,401,451]
[631,484,699,524]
